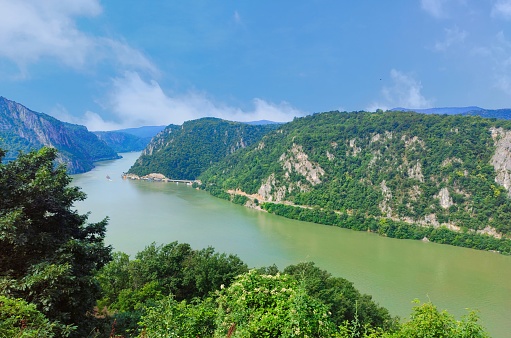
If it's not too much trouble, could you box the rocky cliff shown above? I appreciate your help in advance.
[0,96,119,173]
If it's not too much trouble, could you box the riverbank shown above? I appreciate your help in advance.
[122,172,198,185]
[204,185,511,255]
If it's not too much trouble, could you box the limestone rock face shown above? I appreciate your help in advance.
[436,187,453,209]
[279,144,325,185]
[491,127,511,194]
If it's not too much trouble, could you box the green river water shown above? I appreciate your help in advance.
[72,152,511,337]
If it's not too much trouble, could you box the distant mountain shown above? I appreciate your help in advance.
[128,118,279,180]
[244,120,283,125]
[391,106,483,115]
[113,125,166,138]
[93,126,165,153]
[93,131,148,153]
[391,106,511,120]
[463,108,511,120]
[0,96,120,173]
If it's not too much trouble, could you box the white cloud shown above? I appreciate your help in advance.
[50,104,122,131]
[434,26,467,51]
[71,72,303,130]
[0,0,155,76]
[421,0,447,18]
[368,69,434,111]
[492,0,511,19]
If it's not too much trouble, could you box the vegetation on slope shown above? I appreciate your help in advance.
[128,118,278,180]
[199,111,511,252]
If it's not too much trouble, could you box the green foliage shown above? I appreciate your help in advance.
[214,269,335,337]
[283,262,397,332]
[0,147,112,337]
[96,242,248,336]
[389,300,489,338]
[138,297,217,338]
[198,111,511,252]
[0,296,73,338]
[232,194,249,205]
[128,118,277,180]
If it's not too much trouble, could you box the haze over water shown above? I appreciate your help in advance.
[72,152,511,338]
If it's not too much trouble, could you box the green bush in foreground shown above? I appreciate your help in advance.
[0,296,73,338]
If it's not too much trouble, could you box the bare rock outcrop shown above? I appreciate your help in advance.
[379,180,393,217]
[490,127,511,193]
[279,144,325,185]
[436,187,453,209]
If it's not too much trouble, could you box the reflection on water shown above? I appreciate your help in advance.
[72,152,511,337]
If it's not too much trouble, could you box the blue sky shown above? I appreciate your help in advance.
[1,0,511,130]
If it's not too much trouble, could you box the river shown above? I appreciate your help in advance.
[72,152,511,337]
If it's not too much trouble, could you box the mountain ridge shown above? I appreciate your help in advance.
[0,96,120,173]
[192,111,511,253]
[391,106,511,120]
[128,117,279,180]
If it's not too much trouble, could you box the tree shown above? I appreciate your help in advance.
[0,295,73,338]
[284,262,397,331]
[390,300,489,338]
[138,296,217,338]
[215,269,335,337]
[96,243,248,336]
[0,147,112,336]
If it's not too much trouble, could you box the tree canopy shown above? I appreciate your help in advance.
[0,147,112,337]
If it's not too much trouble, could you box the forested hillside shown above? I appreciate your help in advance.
[0,96,119,173]
[128,118,278,180]
[199,111,511,253]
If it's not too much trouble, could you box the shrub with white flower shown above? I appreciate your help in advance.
[214,269,335,337]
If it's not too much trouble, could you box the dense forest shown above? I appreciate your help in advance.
[0,147,490,337]
[197,111,511,254]
[128,118,279,180]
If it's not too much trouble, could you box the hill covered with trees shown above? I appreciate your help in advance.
[198,111,511,253]
[127,118,279,180]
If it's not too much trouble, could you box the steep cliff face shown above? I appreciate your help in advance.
[0,97,119,173]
